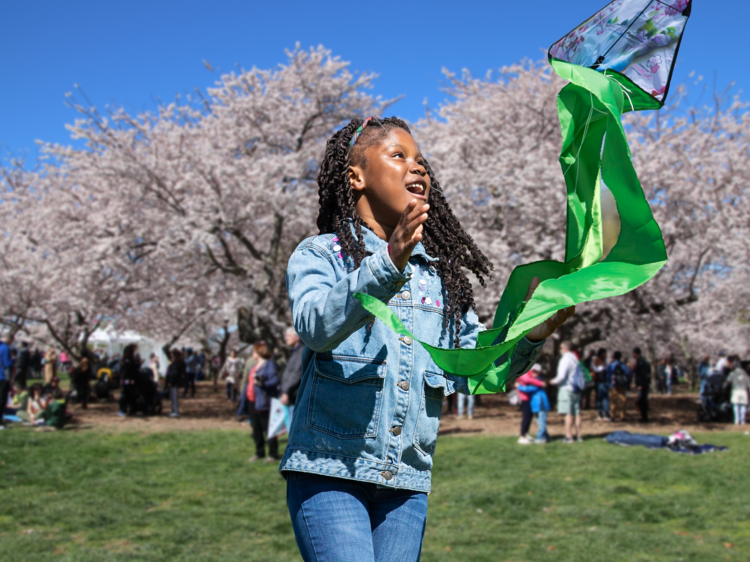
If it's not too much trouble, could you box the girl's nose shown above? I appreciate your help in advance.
[410,162,427,176]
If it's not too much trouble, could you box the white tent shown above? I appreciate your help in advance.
[87,326,169,376]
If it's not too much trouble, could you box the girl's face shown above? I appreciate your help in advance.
[349,128,431,240]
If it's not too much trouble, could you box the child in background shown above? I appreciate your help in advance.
[515,364,546,444]
[518,365,551,444]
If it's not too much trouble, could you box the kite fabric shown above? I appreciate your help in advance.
[354,0,691,394]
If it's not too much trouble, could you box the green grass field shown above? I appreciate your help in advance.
[1,429,748,561]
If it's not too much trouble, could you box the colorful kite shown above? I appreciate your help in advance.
[355,0,692,393]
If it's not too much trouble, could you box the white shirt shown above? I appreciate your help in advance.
[552,351,579,390]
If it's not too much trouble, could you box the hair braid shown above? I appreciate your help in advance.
[316,117,493,347]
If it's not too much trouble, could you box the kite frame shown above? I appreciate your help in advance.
[548,0,693,109]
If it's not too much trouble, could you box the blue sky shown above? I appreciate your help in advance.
[1,0,746,158]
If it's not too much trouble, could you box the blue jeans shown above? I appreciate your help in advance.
[535,410,549,441]
[286,471,428,562]
[596,383,610,419]
[457,393,474,416]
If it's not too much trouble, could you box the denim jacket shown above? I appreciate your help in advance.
[279,226,543,492]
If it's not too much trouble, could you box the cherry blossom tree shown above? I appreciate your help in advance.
[19,46,391,357]
[3,49,748,379]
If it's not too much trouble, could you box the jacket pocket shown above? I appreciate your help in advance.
[308,354,387,439]
[414,371,448,456]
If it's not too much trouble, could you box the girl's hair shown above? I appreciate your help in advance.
[253,341,272,360]
[316,117,493,346]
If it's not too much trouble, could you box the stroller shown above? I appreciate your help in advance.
[94,367,114,401]
[698,370,733,423]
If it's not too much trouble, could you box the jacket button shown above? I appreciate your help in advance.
[398,381,410,391]
[401,291,411,300]
[391,426,402,436]
[381,470,393,481]
[402,336,413,345]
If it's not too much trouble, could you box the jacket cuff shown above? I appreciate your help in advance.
[367,245,414,294]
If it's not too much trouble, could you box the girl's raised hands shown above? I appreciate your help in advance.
[388,200,429,273]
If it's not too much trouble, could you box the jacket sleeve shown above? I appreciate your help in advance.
[517,384,540,394]
[287,242,413,353]
[449,307,544,395]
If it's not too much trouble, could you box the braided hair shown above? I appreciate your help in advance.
[317,117,493,347]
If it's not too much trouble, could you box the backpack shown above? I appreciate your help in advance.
[612,363,630,388]
[571,364,587,393]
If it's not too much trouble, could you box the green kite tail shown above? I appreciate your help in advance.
[355,59,667,394]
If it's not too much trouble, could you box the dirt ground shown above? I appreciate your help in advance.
[62,381,748,438]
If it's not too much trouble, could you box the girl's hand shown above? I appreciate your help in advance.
[389,200,429,273]
[523,277,575,342]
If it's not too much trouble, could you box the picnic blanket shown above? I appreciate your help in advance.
[606,429,727,455]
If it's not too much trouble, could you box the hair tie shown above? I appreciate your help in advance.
[349,117,373,148]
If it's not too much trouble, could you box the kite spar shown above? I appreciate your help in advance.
[355,0,693,393]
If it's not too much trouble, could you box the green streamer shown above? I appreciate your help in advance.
[355,58,668,394]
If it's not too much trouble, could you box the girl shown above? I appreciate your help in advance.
[281,117,573,561]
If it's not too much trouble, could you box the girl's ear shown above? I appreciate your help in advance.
[348,165,366,193]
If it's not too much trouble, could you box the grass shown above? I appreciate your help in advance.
[1,429,748,561]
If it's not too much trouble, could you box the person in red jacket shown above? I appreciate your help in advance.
[516,364,547,444]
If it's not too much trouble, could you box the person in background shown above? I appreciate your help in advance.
[280,328,304,408]
[9,381,30,422]
[724,355,750,425]
[16,342,31,389]
[457,391,475,421]
[165,349,185,418]
[715,350,728,374]
[220,349,244,402]
[515,364,547,444]
[59,350,71,374]
[697,355,711,399]
[664,356,675,395]
[517,365,551,444]
[44,347,58,385]
[149,353,161,384]
[183,348,199,398]
[70,357,92,410]
[581,349,596,410]
[551,341,583,443]
[246,341,280,463]
[632,347,652,423]
[31,348,43,380]
[118,344,140,417]
[608,351,630,422]
[27,383,47,425]
[0,337,15,429]
[593,348,610,421]
[43,387,67,429]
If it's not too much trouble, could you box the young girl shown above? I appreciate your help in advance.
[281,117,573,561]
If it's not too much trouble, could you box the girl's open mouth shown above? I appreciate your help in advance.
[406,181,426,197]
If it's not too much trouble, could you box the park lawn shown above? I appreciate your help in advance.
[0,429,747,562]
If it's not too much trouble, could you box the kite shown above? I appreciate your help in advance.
[355,0,692,394]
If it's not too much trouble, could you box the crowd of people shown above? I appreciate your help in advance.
[511,342,750,445]
[0,330,307,463]
[2,332,747,445]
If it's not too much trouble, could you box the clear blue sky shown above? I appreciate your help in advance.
[1,0,745,158]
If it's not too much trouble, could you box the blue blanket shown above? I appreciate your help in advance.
[606,431,727,455]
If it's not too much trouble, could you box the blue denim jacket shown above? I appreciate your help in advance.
[280,227,543,492]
